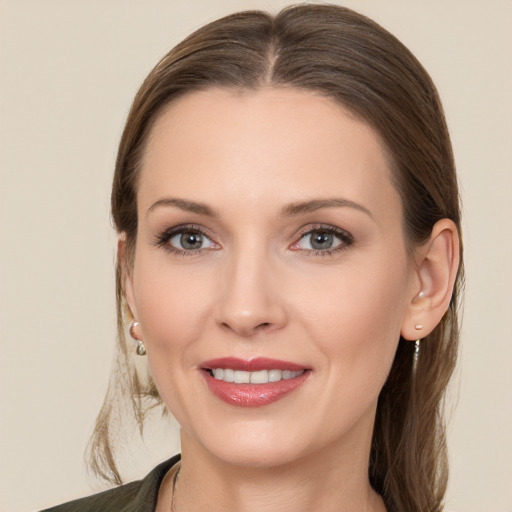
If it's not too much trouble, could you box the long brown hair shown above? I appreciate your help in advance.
[89,5,463,511]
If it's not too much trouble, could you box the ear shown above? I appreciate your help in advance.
[118,236,139,322]
[401,219,460,341]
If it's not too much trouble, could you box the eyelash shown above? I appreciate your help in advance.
[153,223,354,257]
[153,224,217,256]
[291,224,354,257]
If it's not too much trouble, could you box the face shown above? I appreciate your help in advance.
[125,88,419,468]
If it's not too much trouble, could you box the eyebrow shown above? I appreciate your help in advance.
[147,196,373,220]
[147,198,218,217]
[281,198,374,219]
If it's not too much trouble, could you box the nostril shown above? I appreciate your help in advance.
[255,322,273,331]
[219,320,274,336]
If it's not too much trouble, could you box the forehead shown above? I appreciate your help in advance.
[139,87,399,222]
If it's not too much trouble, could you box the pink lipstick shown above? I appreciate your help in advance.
[200,357,311,407]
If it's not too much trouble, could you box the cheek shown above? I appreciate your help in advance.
[131,251,220,387]
[285,264,410,443]
[131,257,215,420]
[295,259,410,380]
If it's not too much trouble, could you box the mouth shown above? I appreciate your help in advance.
[200,357,311,407]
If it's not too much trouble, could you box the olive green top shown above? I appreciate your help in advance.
[40,454,180,512]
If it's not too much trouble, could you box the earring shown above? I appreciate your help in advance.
[412,321,423,371]
[413,339,421,371]
[135,339,147,356]
[129,320,147,356]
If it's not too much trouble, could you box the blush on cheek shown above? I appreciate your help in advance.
[305,272,404,378]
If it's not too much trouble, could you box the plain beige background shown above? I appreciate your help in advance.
[1,1,511,511]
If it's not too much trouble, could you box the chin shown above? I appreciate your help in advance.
[181,416,314,469]
[209,438,309,469]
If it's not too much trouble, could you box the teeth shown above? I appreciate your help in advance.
[250,370,268,384]
[223,368,235,382]
[211,368,304,384]
[234,370,250,384]
[268,369,282,382]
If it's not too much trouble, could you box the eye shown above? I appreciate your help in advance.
[154,225,219,254]
[301,230,340,250]
[169,230,210,251]
[291,226,353,254]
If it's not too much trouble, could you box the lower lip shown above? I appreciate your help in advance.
[202,370,310,407]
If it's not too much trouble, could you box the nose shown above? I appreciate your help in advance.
[215,248,287,338]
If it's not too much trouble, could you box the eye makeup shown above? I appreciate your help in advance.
[153,224,219,256]
[152,221,354,258]
[290,223,354,257]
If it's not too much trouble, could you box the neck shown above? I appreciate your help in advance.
[171,430,386,512]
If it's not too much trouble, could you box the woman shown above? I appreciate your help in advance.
[43,4,462,512]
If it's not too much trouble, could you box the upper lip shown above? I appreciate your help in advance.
[200,357,308,372]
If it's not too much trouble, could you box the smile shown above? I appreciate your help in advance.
[200,357,311,407]
[211,368,305,384]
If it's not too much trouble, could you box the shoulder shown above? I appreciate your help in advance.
[40,480,142,512]
[39,455,180,512]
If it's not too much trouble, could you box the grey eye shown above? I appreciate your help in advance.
[309,231,335,250]
[181,232,203,250]
[296,230,342,251]
[169,231,211,251]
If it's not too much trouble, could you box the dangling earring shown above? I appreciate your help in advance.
[413,339,421,371]
[135,339,147,356]
[413,323,423,371]
[129,320,147,356]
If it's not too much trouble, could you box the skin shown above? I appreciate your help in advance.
[124,88,458,512]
